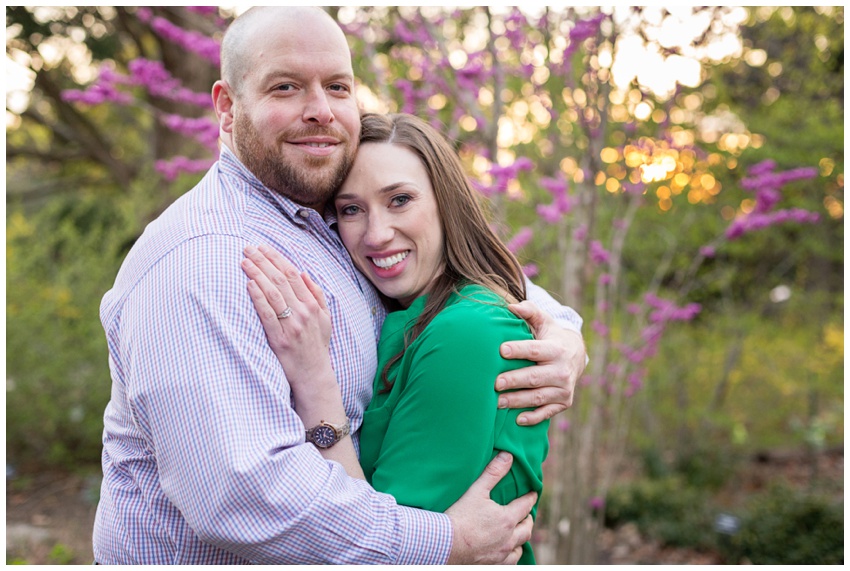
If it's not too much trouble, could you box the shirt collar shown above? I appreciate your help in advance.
[218,144,326,224]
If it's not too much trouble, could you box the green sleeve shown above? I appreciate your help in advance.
[368,300,547,513]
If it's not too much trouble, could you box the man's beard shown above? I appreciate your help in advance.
[232,112,355,209]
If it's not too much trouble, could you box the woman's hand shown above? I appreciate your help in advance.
[241,244,365,480]
[241,244,335,396]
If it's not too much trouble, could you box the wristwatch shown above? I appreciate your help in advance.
[305,419,351,449]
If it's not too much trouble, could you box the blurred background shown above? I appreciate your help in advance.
[5,6,843,564]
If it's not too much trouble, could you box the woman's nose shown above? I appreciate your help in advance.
[363,215,394,247]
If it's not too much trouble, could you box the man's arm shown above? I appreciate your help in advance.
[497,279,587,425]
[123,236,450,564]
[124,236,535,564]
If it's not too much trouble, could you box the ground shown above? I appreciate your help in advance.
[5,447,843,564]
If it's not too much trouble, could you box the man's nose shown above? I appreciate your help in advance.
[302,88,334,125]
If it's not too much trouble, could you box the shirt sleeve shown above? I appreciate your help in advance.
[368,300,547,513]
[525,276,584,335]
[120,235,451,564]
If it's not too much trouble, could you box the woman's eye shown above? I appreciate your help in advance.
[339,205,359,216]
[391,195,411,207]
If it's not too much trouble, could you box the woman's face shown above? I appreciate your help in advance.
[334,142,445,308]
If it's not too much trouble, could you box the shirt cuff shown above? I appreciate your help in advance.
[394,506,453,564]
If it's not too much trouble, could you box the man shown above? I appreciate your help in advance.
[93,7,585,564]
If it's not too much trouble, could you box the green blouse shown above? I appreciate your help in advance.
[359,285,549,565]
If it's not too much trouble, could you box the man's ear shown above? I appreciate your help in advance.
[212,80,235,134]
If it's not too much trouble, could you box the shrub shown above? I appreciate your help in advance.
[604,477,716,549]
[732,486,843,564]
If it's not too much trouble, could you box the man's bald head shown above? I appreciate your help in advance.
[220,7,347,96]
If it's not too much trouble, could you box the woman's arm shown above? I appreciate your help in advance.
[242,244,365,479]
[367,297,547,514]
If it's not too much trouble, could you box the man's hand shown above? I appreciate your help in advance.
[498,300,586,426]
[445,452,537,565]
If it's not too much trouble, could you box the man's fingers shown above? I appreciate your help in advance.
[507,300,548,333]
[504,545,524,565]
[500,338,561,363]
[468,452,514,495]
[504,491,537,531]
[518,403,568,426]
[498,384,569,407]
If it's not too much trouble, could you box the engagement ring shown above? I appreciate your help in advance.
[276,307,293,320]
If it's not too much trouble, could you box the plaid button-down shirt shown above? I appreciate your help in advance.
[93,145,582,564]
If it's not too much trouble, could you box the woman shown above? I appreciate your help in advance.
[243,113,548,564]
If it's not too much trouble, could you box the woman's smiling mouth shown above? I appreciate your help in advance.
[370,250,410,269]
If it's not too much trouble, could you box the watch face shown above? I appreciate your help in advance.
[311,425,337,448]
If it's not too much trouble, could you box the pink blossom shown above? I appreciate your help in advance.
[522,264,539,278]
[699,246,716,258]
[622,181,646,195]
[591,320,609,337]
[506,227,534,253]
[557,419,570,432]
[186,6,218,15]
[588,496,605,510]
[136,10,221,65]
[155,156,217,181]
[626,372,644,394]
[573,224,588,241]
[128,58,213,108]
[606,363,622,376]
[536,173,574,224]
[160,113,219,151]
[475,158,534,197]
[589,240,610,265]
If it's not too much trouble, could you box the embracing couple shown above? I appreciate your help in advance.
[93,7,585,565]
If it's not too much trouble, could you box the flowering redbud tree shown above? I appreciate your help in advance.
[51,6,825,563]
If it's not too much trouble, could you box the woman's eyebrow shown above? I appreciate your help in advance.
[336,182,410,201]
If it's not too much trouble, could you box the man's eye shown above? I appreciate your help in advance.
[275,84,295,92]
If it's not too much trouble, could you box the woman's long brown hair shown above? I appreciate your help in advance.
[356,113,527,392]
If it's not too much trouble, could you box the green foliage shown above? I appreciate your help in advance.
[731,486,844,564]
[707,6,844,289]
[634,295,843,456]
[47,543,76,565]
[604,477,716,549]
[605,477,845,563]
[6,172,172,469]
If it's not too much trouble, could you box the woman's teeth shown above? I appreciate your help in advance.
[372,251,409,269]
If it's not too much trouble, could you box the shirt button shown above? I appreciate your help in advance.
[298,209,310,219]
[371,306,377,316]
